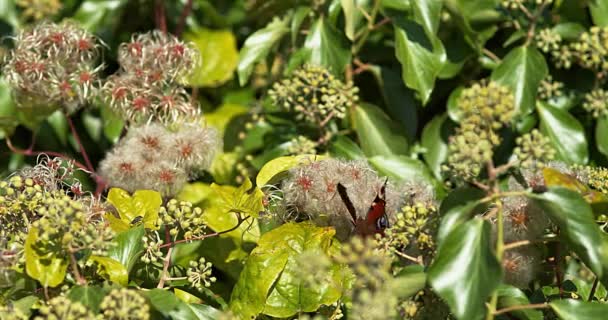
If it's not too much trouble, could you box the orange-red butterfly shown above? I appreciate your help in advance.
[337,179,389,236]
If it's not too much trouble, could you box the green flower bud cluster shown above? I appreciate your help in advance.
[268,65,359,125]
[30,192,114,256]
[141,233,164,265]
[334,236,390,291]
[295,251,333,288]
[583,89,608,118]
[99,288,150,320]
[572,26,608,72]
[187,257,217,290]
[538,75,564,100]
[158,199,206,239]
[16,0,62,21]
[287,136,318,156]
[34,296,95,320]
[376,203,437,260]
[536,28,562,54]
[574,166,608,194]
[0,175,45,240]
[444,81,515,180]
[514,129,556,168]
[350,287,398,320]
[500,0,525,10]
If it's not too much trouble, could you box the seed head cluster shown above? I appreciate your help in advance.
[99,122,220,197]
[102,31,200,124]
[3,22,103,113]
[269,65,359,125]
[100,288,150,320]
[444,81,515,180]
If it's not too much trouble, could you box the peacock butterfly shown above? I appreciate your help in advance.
[336,179,389,236]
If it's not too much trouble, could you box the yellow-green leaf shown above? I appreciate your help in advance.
[106,188,162,231]
[174,288,202,304]
[185,28,238,87]
[89,255,128,286]
[542,168,608,204]
[211,178,264,219]
[205,103,248,137]
[256,155,325,187]
[24,227,68,288]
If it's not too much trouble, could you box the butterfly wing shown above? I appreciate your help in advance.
[337,183,357,226]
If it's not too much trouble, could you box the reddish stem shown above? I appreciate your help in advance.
[176,0,194,37]
[155,0,167,33]
[65,115,94,173]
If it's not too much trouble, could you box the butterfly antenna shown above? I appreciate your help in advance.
[337,183,357,225]
[380,177,388,199]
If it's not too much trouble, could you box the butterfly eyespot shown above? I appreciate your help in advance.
[376,214,389,230]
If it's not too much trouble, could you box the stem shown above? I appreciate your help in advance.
[155,0,167,33]
[158,213,248,249]
[175,0,194,37]
[503,237,558,251]
[156,246,173,288]
[486,200,504,320]
[589,276,599,301]
[69,249,86,285]
[483,48,501,63]
[65,114,94,173]
[351,0,381,55]
[493,303,549,316]
[164,276,188,281]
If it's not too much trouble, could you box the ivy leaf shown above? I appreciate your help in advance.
[530,187,608,285]
[341,0,370,40]
[230,222,348,318]
[537,101,588,164]
[590,0,608,27]
[491,46,548,117]
[0,77,18,138]
[551,299,608,320]
[394,18,445,104]
[256,155,326,187]
[368,155,443,196]
[24,227,68,288]
[443,0,499,50]
[329,136,366,160]
[596,116,608,158]
[145,289,199,320]
[73,0,129,32]
[185,28,239,87]
[188,304,223,320]
[237,15,289,85]
[496,285,543,320]
[211,178,264,219]
[421,114,451,179]
[542,167,608,205]
[88,255,128,286]
[352,103,409,157]
[100,106,123,144]
[291,6,312,45]
[411,0,442,35]
[436,187,487,243]
[304,16,351,75]
[67,286,106,313]
[107,225,145,273]
[106,188,162,232]
[428,218,502,320]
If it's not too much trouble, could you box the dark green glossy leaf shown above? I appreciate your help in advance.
[428,218,502,320]
[341,0,370,40]
[421,114,450,179]
[537,101,588,164]
[0,0,19,29]
[411,0,442,35]
[437,187,487,243]
[107,225,145,273]
[446,86,464,122]
[145,289,198,320]
[596,116,608,158]
[443,0,500,50]
[553,22,585,40]
[329,136,366,160]
[67,286,105,313]
[73,0,129,31]
[590,0,608,27]
[393,265,427,299]
[551,299,608,320]
[230,222,347,318]
[304,17,351,74]
[368,155,441,194]
[491,46,548,116]
[237,15,289,85]
[530,188,608,284]
[352,103,409,157]
[496,285,543,320]
[291,6,311,45]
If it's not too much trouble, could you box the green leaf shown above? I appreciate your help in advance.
[394,19,445,104]
[0,77,18,138]
[205,103,248,138]
[428,218,503,320]
[0,0,19,29]
[491,46,548,116]
[437,187,487,244]
[188,304,223,320]
[256,155,326,187]
[106,188,162,231]
[89,255,128,286]
[304,17,352,74]
[67,286,105,313]
[530,188,608,285]
[352,103,409,157]
[553,22,586,40]
[24,227,68,288]
[237,15,289,85]
[421,114,451,179]
[230,222,347,318]
[145,289,198,320]
[590,0,608,27]
[446,86,464,122]
[596,116,608,158]
[211,178,264,219]
[73,0,129,31]
[410,0,442,35]
[100,106,124,144]
[174,288,202,304]
[368,155,442,195]
[442,0,499,50]
[185,28,239,87]
[4,295,38,318]
[392,265,427,299]
[107,225,145,273]
[329,136,366,160]
[496,285,543,320]
[551,299,608,320]
[537,101,588,164]
[341,0,370,40]
[46,111,68,146]
[291,6,312,45]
